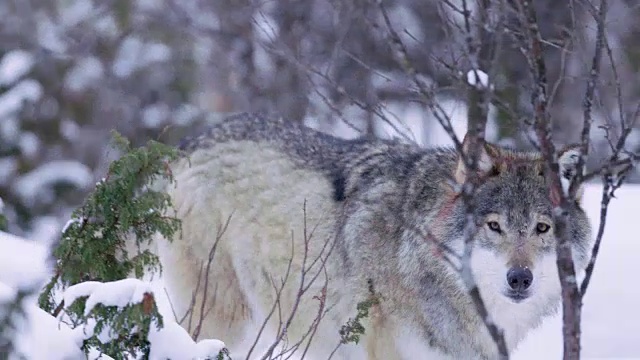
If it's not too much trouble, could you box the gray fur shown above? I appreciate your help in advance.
[154,112,592,359]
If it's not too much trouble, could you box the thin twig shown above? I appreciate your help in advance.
[192,212,234,340]
[578,169,624,296]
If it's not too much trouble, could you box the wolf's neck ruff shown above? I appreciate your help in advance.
[151,112,593,360]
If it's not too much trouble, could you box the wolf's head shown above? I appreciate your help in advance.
[451,136,592,310]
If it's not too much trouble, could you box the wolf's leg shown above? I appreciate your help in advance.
[153,152,257,352]
[155,215,252,349]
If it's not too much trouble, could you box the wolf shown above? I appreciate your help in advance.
[148,112,593,360]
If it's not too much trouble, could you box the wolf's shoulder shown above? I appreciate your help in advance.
[178,112,428,159]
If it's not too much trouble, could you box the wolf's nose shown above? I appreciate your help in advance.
[507,266,533,291]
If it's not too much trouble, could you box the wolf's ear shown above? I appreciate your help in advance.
[557,144,585,202]
[454,134,500,184]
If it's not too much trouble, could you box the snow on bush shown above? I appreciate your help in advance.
[62,279,228,360]
[0,230,227,360]
[148,320,227,360]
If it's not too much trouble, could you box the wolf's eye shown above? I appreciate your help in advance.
[536,222,550,234]
[487,221,501,233]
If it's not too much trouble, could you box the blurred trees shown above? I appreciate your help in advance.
[1,0,639,235]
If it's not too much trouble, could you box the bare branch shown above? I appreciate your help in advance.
[580,23,639,296]
[451,0,510,357]
[371,0,462,153]
[372,0,510,357]
[569,0,608,200]
[579,167,625,296]
[507,0,607,357]
[259,201,337,360]
[243,232,296,360]
[192,212,234,340]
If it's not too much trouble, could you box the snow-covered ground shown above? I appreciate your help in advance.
[513,184,640,360]
[1,183,638,359]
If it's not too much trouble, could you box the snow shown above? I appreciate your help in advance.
[64,56,105,92]
[306,97,499,148]
[376,102,424,144]
[253,12,280,42]
[0,281,14,304]
[148,320,226,360]
[0,231,51,291]
[174,104,200,125]
[424,98,500,146]
[143,43,172,64]
[0,50,35,86]
[60,0,95,27]
[0,79,44,120]
[310,97,500,147]
[12,305,87,360]
[60,278,229,359]
[112,37,172,79]
[61,217,81,234]
[94,15,119,38]
[37,17,68,53]
[0,231,85,360]
[385,4,424,45]
[513,184,640,359]
[0,116,20,139]
[0,157,18,185]
[27,216,62,246]
[136,0,163,11]
[0,233,229,360]
[142,103,170,128]
[64,279,153,316]
[18,131,40,159]
[13,160,93,207]
[60,119,81,141]
[466,69,493,90]
[112,36,144,78]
